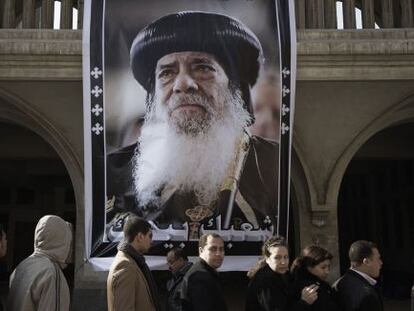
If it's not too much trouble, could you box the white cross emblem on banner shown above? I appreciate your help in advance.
[91,104,103,116]
[282,85,290,97]
[90,67,102,79]
[91,86,103,98]
[92,123,103,135]
[281,123,290,135]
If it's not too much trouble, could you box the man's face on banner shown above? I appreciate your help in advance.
[135,50,251,207]
[153,51,229,135]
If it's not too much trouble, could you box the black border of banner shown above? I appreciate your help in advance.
[276,0,293,239]
[86,0,295,259]
[89,0,108,256]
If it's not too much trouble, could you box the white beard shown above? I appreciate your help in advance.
[133,89,250,207]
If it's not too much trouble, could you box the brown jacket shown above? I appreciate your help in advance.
[107,250,156,311]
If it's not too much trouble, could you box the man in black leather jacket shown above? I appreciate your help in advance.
[333,240,383,311]
[180,233,227,311]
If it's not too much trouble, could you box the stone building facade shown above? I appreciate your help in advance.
[0,1,413,309]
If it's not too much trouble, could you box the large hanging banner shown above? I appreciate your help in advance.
[83,0,296,271]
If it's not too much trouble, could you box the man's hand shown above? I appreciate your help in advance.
[300,284,319,305]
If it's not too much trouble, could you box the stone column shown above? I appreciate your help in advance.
[22,0,35,28]
[60,0,73,29]
[41,0,54,29]
[381,0,394,28]
[77,0,84,29]
[343,0,356,29]
[362,0,375,28]
[324,0,337,29]
[306,0,325,28]
[1,0,15,28]
[401,0,413,28]
[295,0,306,29]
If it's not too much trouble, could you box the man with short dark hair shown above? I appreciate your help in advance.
[333,240,383,311]
[166,248,193,311]
[180,233,227,311]
[107,216,160,311]
[106,11,279,242]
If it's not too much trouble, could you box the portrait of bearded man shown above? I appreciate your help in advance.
[106,11,279,242]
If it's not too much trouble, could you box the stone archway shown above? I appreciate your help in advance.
[337,122,414,300]
[0,121,76,263]
[0,87,83,291]
[326,93,414,208]
[332,94,414,302]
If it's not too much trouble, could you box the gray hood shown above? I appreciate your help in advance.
[33,215,73,267]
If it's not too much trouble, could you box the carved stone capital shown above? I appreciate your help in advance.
[311,210,330,228]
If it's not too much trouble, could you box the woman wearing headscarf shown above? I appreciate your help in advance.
[245,236,317,311]
[290,245,339,311]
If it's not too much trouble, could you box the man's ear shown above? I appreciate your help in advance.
[198,246,203,255]
[362,257,369,265]
[135,232,143,243]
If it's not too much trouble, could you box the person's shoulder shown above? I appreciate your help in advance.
[179,262,193,276]
[248,135,279,165]
[251,265,280,284]
[108,251,140,283]
[18,255,55,270]
[110,251,136,271]
[13,255,61,283]
[334,269,366,289]
[186,260,207,274]
[186,261,213,281]
[107,143,138,165]
[250,135,279,149]
[343,269,367,283]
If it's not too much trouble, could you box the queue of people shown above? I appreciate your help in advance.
[248,239,383,311]
[0,214,384,311]
[106,215,384,311]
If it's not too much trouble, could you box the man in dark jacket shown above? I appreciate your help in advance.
[333,240,383,311]
[181,233,227,311]
[166,248,193,311]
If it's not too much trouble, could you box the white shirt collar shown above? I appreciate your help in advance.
[350,267,377,286]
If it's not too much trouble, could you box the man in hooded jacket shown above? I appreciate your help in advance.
[7,215,73,311]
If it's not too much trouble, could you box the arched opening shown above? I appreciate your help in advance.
[338,122,414,302]
[0,121,76,299]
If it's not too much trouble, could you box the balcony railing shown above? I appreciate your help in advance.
[296,0,414,29]
[0,0,413,30]
[1,0,83,29]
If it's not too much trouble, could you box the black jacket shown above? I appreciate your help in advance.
[245,264,291,311]
[291,268,339,311]
[166,262,193,311]
[333,269,383,311]
[180,259,227,311]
